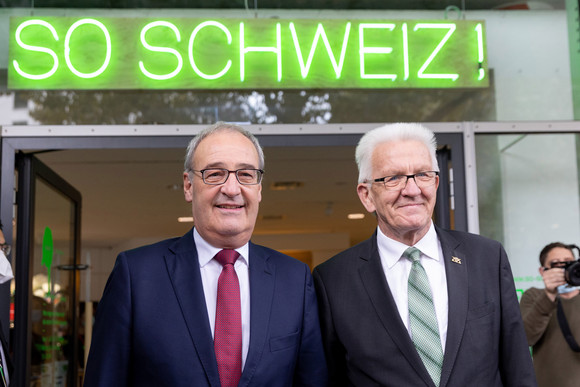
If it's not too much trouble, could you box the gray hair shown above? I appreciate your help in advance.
[355,123,439,183]
[183,122,265,173]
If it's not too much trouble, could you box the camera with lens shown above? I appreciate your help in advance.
[554,260,580,286]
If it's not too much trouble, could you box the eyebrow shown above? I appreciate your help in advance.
[380,169,433,176]
[202,162,258,170]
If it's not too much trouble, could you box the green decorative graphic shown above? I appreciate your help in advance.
[42,227,54,299]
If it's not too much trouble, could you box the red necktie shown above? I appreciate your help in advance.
[214,249,242,387]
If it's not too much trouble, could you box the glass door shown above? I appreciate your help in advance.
[14,154,82,387]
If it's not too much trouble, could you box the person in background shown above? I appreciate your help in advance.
[84,122,327,387]
[0,222,14,386]
[313,123,536,387]
[520,242,580,387]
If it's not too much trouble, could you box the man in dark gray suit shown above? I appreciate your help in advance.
[313,123,536,387]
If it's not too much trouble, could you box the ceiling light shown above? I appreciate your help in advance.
[178,217,194,223]
[348,213,365,220]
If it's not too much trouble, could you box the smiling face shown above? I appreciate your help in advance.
[357,139,439,246]
[183,130,262,249]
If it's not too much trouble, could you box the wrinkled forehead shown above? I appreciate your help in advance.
[371,139,433,171]
[194,131,259,168]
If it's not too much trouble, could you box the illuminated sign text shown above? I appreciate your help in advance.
[8,17,488,90]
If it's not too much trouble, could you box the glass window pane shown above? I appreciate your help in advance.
[31,177,76,386]
[475,133,580,298]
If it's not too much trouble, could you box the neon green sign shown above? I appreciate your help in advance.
[8,17,488,90]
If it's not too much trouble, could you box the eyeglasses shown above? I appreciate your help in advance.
[367,171,439,190]
[0,243,10,256]
[193,168,264,185]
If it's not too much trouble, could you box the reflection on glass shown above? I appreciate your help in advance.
[31,177,76,387]
[475,133,580,297]
[10,88,495,126]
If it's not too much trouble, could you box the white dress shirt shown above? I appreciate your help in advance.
[376,222,448,351]
[194,229,251,368]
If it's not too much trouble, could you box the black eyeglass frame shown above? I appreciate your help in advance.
[367,171,439,190]
[191,168,264,185]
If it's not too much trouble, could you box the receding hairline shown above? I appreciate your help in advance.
[196,130,259,164]
[184,122,264,173]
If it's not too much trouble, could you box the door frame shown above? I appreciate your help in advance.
[13,153,83,386]
[0,123,469,385]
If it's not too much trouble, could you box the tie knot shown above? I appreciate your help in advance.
[215,249,240,266]
[403,246,422,263]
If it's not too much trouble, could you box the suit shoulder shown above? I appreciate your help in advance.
[440,228,502,248]
[314,236,374,275]
[119,236,181,262]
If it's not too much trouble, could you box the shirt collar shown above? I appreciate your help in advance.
[376,222,439,269]
[193,228,249,267]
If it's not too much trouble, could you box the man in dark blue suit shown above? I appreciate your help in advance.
[313,123,536,387]
[84,122,327,387]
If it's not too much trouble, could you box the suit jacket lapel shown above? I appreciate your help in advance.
[239,242,275,387]
[358,234,434,386]
[435,227,468,387]
[165,230,221,387]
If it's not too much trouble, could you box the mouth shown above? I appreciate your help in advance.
[216,204,244,209]
[398,202,423,210]
[400,202,421,207]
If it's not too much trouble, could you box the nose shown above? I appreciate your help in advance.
[220,171,242,196]
[401,176,422,196]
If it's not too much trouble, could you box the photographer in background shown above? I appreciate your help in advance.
[520,242,580,387]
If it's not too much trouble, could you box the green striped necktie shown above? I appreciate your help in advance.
[405,246,443,387]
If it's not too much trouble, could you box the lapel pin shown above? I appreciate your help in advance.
[451,256,462,264]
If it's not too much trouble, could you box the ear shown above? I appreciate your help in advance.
[539,266,546,276]
[183,172,193,203]
[357,183,376,213]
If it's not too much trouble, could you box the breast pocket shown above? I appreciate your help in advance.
[466,302,496,357]
[467,302,495,321]
[269,331,300,352]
